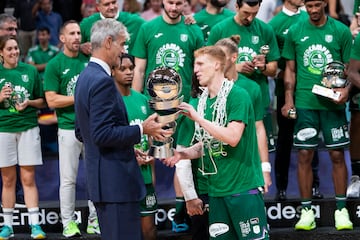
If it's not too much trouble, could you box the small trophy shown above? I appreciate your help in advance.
[146,67,183,159]
[311,61,347,101]
[254,45,270,71]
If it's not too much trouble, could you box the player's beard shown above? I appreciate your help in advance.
[164,8,182,20]
[210,0,227,8]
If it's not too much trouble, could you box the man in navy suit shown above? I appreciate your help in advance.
[74,18,170,240]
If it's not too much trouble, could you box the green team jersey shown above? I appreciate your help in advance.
[194,8,234,43]
[177,97,209,195]
[268,9,308,96]
[235,74,263,121]
[123,89,153,184]
[350,33,360,108]
[43,52,88,129]
[26,44,59,79]
[208,17,280,109]
[80,12,145,54]
[196,84,263,197]
[282,17,352,110]
[354,0,360,15]
[0,62,44,132]
[132,16,204,102]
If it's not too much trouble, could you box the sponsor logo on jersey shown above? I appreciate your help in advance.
[156,43,185,71]
[300,36,309,42]
[66,74,79,96]
[296,127,317,141]
[303,44,333,74]
[0,78,5,84]
[62,69,70,75]
[209,223,229,237]
[200,24,208,30]
[282,29,289,35]
[155,33,163,38]
[21,75,29,83]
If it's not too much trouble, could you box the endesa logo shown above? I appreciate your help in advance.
[266,203,320,220]
[155,207,176,225]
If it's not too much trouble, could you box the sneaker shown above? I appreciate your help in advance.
[295,208,316,231]
[62,221,81,238]
[0,225,14,240]
[87,218,100,234]
[346,175,360,198]
[172,221,189,233]
[334,208,353,230]
[30,225,46,239]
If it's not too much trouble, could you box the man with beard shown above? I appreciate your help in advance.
[194,0,234,43]
[207,0,280,155]
[79,0,145,55]
[43,20,100,237]
[282,0,353,231]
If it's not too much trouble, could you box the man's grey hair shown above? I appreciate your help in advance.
[90,19,129,51]
[0,14,17,28]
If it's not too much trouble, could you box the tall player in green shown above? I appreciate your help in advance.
[132,0,204,102]
[345,31,360,199]
[112,54,157,240]
[163,46,269,240]
[79,0,145,55]
[207,0,280,152]
[282,0,353,231]
[43,21,99,237]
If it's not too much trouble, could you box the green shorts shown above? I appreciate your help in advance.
[263,111,276,152]
[349,87,360,112]
[209,189,269,239]
[293,109,349,149]
[140,184,158,216]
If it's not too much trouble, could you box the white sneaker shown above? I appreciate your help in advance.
[346,175,360,198]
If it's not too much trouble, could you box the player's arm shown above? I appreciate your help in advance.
[348,58,360,89]
[132,57,147,93]
[45,91,74,108]
[260,60,277,78]
[255,120,271,193]
[281,59,296,118]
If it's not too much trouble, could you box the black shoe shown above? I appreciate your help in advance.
[276,190,287,201]
[312,187,323,199]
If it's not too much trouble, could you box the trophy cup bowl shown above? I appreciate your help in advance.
[312,61,347,101]
[146,66,183,158]
[260,45,270,55]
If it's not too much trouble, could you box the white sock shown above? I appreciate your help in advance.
[2,208,14,228]
[28,207,40,226]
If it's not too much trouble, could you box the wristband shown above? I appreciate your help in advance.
[262,162,271,172]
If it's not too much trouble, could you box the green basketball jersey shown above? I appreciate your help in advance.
[177,97,209,195]
[282,17,352,110]
[208,17,280,109]
[123,89,153,184]
[235,74,263,121]
[194,8,234,43]
[43,52,88,129]
[26,44,59,78]
[198,84,263,197]
[354,0,360,15]
[132,16,204,102]
[269,9,308,96]
[0,62,43,132]
[80,12,145,55]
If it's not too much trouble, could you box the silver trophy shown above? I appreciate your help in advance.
[146,67,183,159]
[312,61,347,101]
[254,45,270,70]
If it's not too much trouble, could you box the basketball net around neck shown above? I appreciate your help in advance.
[192,79,234,175]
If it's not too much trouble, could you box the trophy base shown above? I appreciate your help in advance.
[312,84,341,101]
[149,138,174,159]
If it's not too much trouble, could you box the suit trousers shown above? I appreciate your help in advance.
[95,202,142,240]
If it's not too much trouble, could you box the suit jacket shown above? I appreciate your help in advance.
[74,61,146,203]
